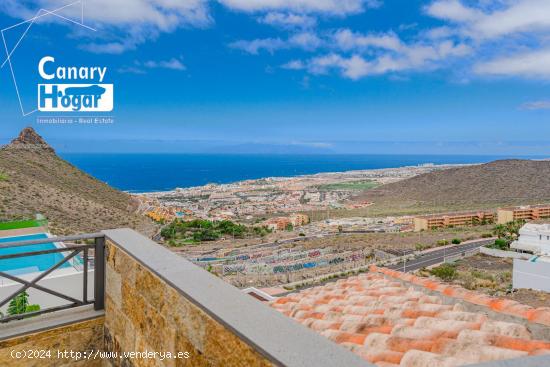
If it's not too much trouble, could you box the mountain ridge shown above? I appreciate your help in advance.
[0,127,156,236]
[358,159,550,212]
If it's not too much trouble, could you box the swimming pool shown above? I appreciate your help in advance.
[0,233,73,275]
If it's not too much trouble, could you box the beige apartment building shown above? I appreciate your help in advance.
[290,213,310,226]
[414,211,495,232]
[263,214,310,231]
[497,204,550,224]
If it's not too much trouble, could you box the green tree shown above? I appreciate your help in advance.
[491,238,509,250]
[494,220,524,240]
[7,292,40,316]
[493,224,507,239]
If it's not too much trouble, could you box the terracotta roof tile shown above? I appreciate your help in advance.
[270,267,550,366]
[371,265,550,327]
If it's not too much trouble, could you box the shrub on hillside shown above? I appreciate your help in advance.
[429,263,457,281]
[451,238,461,244]
[490,238,509,250]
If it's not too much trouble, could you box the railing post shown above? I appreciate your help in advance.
[94,236,105,311]
[83,248,88,303]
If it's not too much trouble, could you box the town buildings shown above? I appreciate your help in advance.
[412,204,550,231]
[497,204,550,224]
[142,164,462,221]
[263,217,293,231]
[289,213,310,226]
[413,211,494,232]
[262,214,309,231]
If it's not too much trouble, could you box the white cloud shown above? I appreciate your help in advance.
[0,0,211,53]
[41,0,211,29]
[425,0,481,23]
[229,38,287,54]
[296,34,471,80]
[234,26,470,79]
[143,58,186,70]
[307,54,370,79]
[117,66,146,74]
[118,57,186,74]
[427,0,550,40]
[258,12,317,29]
[474,49,550,79]
[471,0,550,39]
[289,32,323,50]
[217,0,381,15]
[230,32,323,54]
[424,0,550,79]
[281,60,306,70]
[520,100,550,110]
[332,29,402,51]
[85,42,130,54]
[423,26,456,40]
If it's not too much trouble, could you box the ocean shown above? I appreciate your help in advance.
[59,154,540,193]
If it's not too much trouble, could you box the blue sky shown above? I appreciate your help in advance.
[0,0,549,154]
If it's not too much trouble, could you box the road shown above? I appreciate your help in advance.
[387,239,494,272]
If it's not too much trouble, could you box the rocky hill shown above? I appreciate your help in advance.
[357,159,550,214]
[0,127,157,236]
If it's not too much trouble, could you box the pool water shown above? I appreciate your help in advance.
[0,233,73,275]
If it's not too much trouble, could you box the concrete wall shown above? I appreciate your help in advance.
[513,259,550,293]
[0,316,104,367]
[480,247,531,260]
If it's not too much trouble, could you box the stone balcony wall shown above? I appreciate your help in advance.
[104,240,274,367]
[0,316,104,367]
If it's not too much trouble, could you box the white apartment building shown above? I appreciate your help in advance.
[510,223,550,255]
[511,223,550,293]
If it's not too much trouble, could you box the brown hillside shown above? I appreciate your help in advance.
[0,127,157,236]
[357,159,550,214]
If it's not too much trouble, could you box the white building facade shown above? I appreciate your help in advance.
[511,223,550,292]
[510,223,550,255]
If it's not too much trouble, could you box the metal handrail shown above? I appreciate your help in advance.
[0,233,105,323]
[0,232,104,249]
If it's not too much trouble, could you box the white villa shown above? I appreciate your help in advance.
[511,223,550,255]
[511,223,550,293]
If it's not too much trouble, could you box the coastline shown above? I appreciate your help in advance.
[136,162,475,197]
[59,153,524,194]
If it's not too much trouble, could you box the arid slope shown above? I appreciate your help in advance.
[356,159,550,214]
[0,127,156,236]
